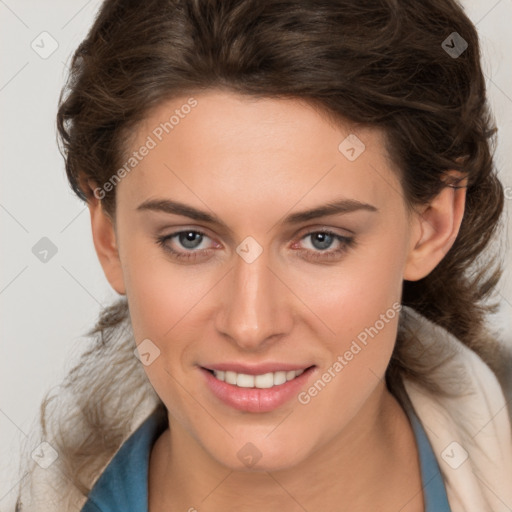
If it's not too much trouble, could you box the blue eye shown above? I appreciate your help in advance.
[296,230,355,262]
[174,231,206,250]
[156,230,212,262]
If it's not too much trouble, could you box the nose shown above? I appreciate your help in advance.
[214,245,293,351]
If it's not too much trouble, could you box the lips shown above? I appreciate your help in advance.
[200,364,317,413]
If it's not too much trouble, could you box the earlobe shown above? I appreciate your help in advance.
[86,184,126,295]
[403,171,467,282]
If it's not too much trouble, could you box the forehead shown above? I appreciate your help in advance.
[116,90,402,218]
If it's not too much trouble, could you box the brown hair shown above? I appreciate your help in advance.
[15,0,509,508]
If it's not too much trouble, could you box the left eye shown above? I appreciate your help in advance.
[292,230,355,262]
[299,231,342,251]
[155,229,355,262]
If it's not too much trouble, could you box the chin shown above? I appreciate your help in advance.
[206,435,314,473]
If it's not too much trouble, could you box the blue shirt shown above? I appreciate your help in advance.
[81,405,451,511]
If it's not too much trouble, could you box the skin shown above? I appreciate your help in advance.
[86,89,467,511]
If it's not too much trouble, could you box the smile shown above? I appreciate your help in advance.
[211,369,306,389]
[201,365,317,412]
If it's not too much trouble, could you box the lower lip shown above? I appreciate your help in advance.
[200,366,316,413]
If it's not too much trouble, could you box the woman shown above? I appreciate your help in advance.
[14,0,512,511]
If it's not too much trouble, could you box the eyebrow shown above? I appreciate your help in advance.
[136,197,378,227]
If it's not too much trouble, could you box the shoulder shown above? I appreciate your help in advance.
[81,406,168,512]
[400,306,512,512]
[14,406,167,512]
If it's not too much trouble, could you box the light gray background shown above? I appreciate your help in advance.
[1,0,511,509]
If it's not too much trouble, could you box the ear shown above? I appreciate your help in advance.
[84,179,126,295]
[403,170,467,281]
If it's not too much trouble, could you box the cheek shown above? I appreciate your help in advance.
[293,232,404,342]
[121,236,206,338]
[290,234,404,408]
[121,243,221,399]
[122,250,210,420]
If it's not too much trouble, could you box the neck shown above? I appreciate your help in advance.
[148,383,424,512]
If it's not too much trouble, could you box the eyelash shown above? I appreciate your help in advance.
[155,229,356,263]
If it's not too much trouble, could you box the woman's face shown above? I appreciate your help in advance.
[104,90,425,470]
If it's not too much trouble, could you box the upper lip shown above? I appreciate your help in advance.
[201,362,315,375]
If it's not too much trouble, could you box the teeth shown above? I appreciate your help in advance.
[212,368,306,388]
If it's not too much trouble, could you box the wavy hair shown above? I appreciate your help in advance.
[15,0,510,509]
